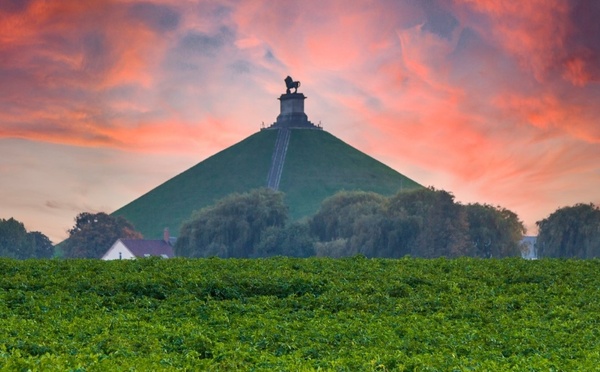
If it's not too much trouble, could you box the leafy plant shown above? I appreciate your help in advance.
[1,257,599,370]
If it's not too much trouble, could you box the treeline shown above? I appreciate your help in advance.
[0,218,53,259]
[536,203,600,258]
[2,189,599,259]
[175,188,527,259]
[0,213,142,259]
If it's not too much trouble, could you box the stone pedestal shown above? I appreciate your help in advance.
[266,93,320,129]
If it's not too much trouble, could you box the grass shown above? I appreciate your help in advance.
[280,130,421,219]
[113,131,276,238]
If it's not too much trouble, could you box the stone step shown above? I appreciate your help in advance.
[266,128,291,190]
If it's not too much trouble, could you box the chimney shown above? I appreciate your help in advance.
[163,227,170,244]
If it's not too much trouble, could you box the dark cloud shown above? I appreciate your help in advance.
[264,50,276,61]
[453,27,480,55]
[45,200,101,214]
[571,0,600,50]
[420,0,458,40]
[564,0,600,82]
[230,60,251,74]
[128,2,181,32]
[0,67,32,97]
[40,32,81,57]
[181,32,223,52]
[203,3,232,20]
[81,32,113,73]
[178,27,234,56]
[263,49,284,66]
[0,0,33,13]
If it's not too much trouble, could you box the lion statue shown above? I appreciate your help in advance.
[284,76,301,94]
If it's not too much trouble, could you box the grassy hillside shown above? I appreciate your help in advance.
[113,129,421,238]
[113,131,276,238]
[281,130,421,219]
[1,257,599,370]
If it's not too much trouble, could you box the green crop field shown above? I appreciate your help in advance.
[1,257,599,370]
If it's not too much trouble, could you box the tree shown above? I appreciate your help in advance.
[537,203,600,258]
[465,203,525,258]
[0,217,30,258]
[308,188,527,259]
[309,191,388,257]
[255,221,315,258]
[28,231,54,259]
[386,188,470,258]
[175,189,288,258]
[0,218,55,259]
[63,212,142,258]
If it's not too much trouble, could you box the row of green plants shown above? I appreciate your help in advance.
[1,257,600,370]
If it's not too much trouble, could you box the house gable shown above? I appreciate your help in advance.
[102,239,175,260]
[102,239,137,260]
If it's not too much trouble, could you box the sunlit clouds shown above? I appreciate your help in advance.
[1,0,599,241]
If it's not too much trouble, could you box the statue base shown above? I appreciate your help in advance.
[263,93,321,130]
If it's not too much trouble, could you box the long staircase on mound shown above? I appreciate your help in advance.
[266,128,291,190]
[264,88,321,190]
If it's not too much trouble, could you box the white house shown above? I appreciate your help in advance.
[102,228,175,260]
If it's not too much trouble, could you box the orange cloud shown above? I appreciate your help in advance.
[1,0,599,240]
[493,92,600,144]
[0,0,184,147]
[456,0,600,86]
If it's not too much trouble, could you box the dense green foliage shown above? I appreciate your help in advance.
[386,188,470,258]
[0,218,53,259]
[310,189,525,258]
[465,203,526,258]
[310,191,387,244]
[63,212,142,258]
[175,188,525,259]
[175,189,288,258]
[537,203,600,258]
[256,221,316,258]
[113,129,421,238]
[1,257,599,370]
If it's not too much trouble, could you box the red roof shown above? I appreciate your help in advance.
[120,239,175,258]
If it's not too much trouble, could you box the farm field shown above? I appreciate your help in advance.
[1,257,599,370]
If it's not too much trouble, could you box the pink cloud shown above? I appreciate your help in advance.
[1,0,599,239]
[455,0,600,86]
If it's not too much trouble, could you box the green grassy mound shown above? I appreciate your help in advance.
[112,131,276,238]
[280,130,421,219]
[113,130,421,238]
[1,257,599,370]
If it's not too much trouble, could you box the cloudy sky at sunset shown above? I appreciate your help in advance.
[2,0,599,242]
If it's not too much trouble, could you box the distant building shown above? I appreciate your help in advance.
[521,236,537,259]
[102,228,175,260]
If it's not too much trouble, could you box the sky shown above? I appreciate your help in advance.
[1,0,599,243]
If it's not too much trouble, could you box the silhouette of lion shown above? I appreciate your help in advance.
[285,76,301,94]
